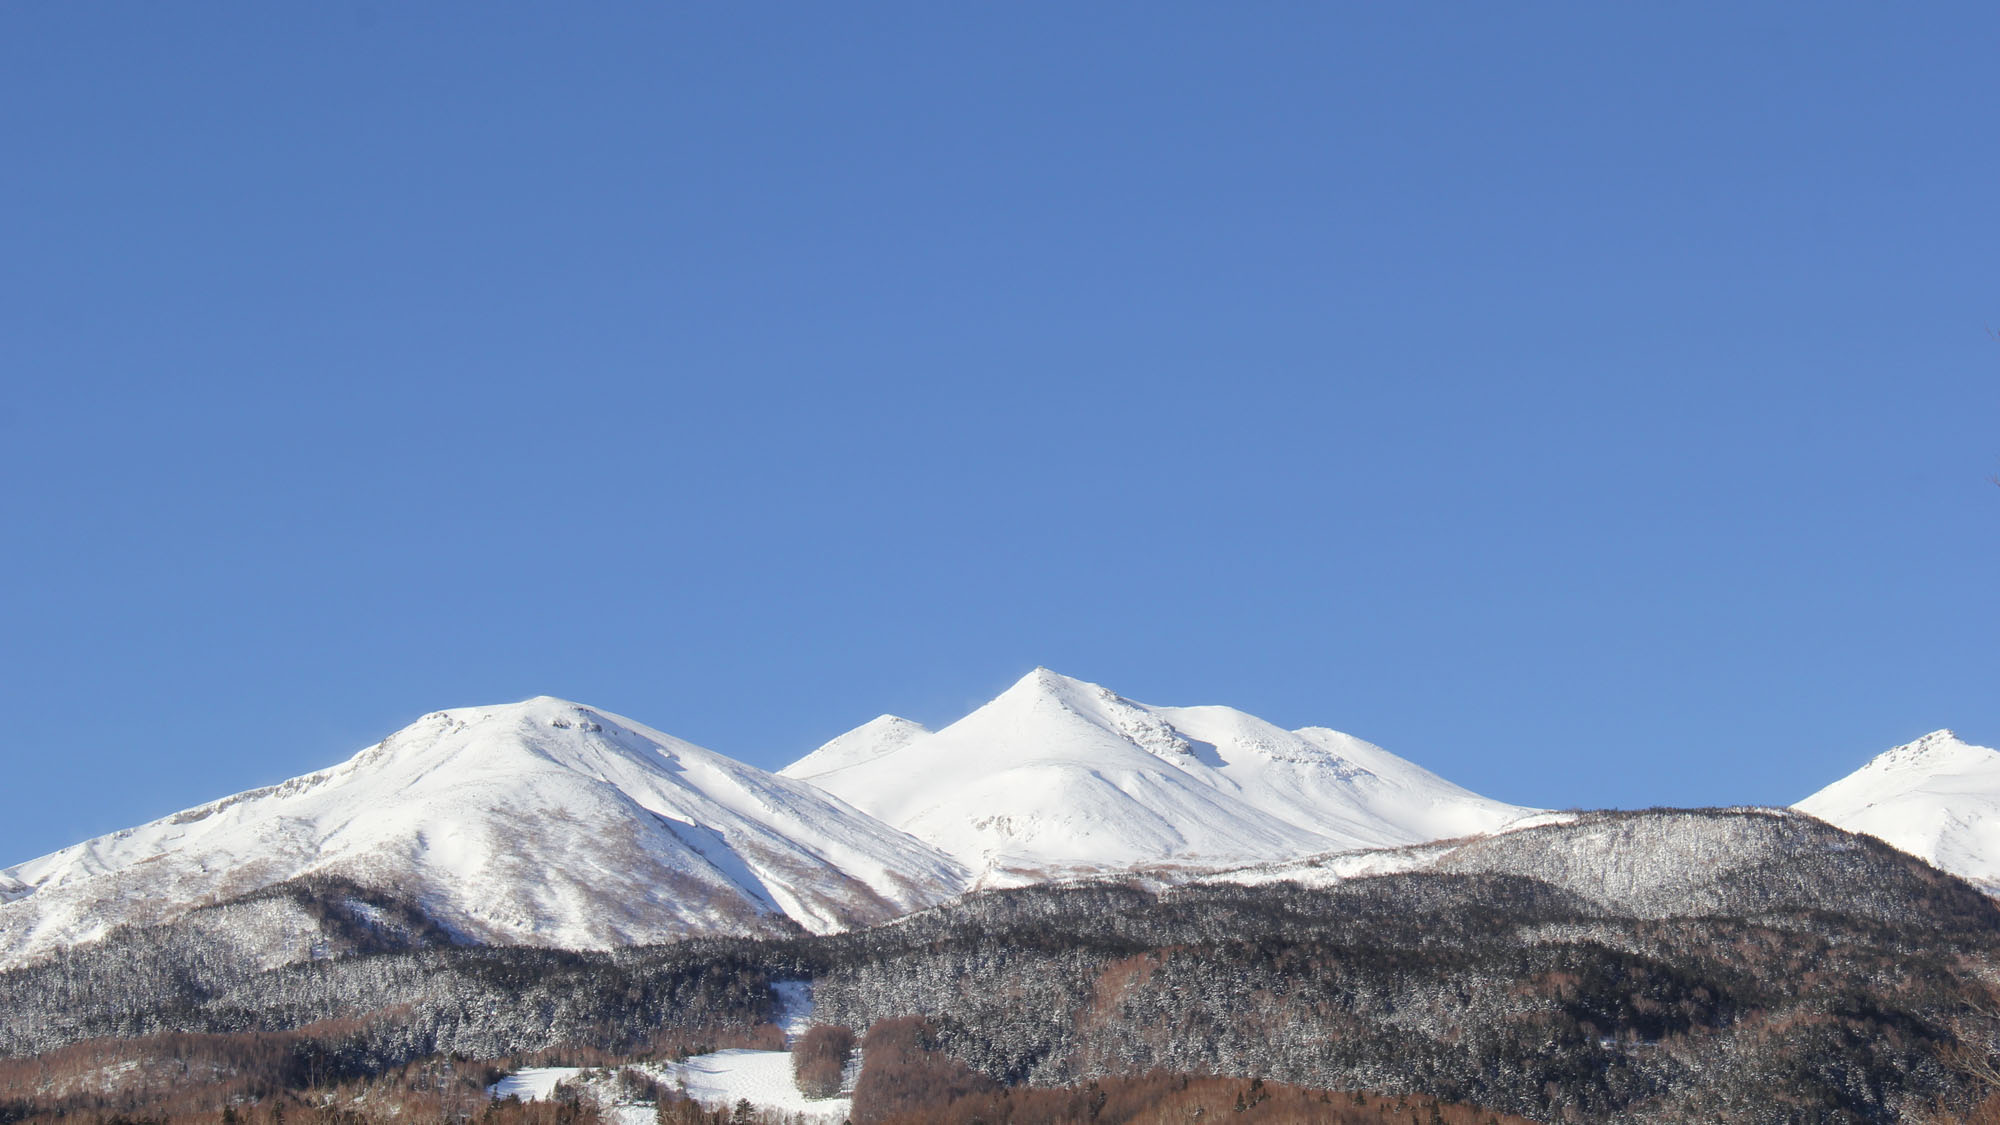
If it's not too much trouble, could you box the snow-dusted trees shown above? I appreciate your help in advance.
[2,810,1997,1123]
[787,811,2000,1122]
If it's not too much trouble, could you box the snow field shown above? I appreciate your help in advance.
[652,1049,852,1122]
[487,1049,854,1124]
[486,1067,583,1101]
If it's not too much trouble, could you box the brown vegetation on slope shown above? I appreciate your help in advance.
[789,1024,854,1099]
[0,1029,597,1125]
[849,1015,1539,1125]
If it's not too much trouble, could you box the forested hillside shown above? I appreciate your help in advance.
[2,811,1998,1123]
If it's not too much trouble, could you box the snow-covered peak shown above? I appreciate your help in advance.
[1852,729,1987,773]
[990,667,1164,722]
[978,666,1113,725]
[1000,666,1101,704]
[1795,729,2000,893]
[786,715,932,781]
[0,698,969,969]
[965,668,1198,763]
[1799,730,1998,802]
[783,670,1532,882]
[370,697,697,765]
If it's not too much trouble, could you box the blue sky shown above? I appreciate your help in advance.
[3,4,1996,865]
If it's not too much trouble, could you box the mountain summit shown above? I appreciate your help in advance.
[782,668,1532,883]
[0,698,968,969]
[1795,729,2000,893]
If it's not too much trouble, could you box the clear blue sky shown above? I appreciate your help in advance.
[4,4,1996,865]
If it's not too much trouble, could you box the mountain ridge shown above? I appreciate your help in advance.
[0,696,969,970]
[5,673,1992,975]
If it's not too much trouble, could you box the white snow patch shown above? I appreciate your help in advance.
[1497,810,1584,833]
[653,1050,850,1123]
[488,1066,665,1125]
[487,1067,583,1101]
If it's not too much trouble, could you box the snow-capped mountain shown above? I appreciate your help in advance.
[1795,729,2000,894]
[0,698,968,970]
[782,668,1531,883]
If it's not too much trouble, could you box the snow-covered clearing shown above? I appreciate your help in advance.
[487,980,852,1123]
[487,1067,583,1101]
[654,1048,851,1121]
[487,1068,656,1125]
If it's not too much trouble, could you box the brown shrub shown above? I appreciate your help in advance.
[790,1024,855,1099]
[848,1016,997,1123]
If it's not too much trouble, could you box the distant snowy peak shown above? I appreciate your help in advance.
[1795,729,2000,893]
[783,668,1533,883]
[0,697,969,970]
[1796,730,2000,813]
[787,715,931,780]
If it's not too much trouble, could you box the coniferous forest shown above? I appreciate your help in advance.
[4,811,2000,1124]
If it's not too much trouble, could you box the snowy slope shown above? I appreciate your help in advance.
[1795,729,2000,893]
[0,698,968,969]
[792,715,931,777]
[783,668,1531,882]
